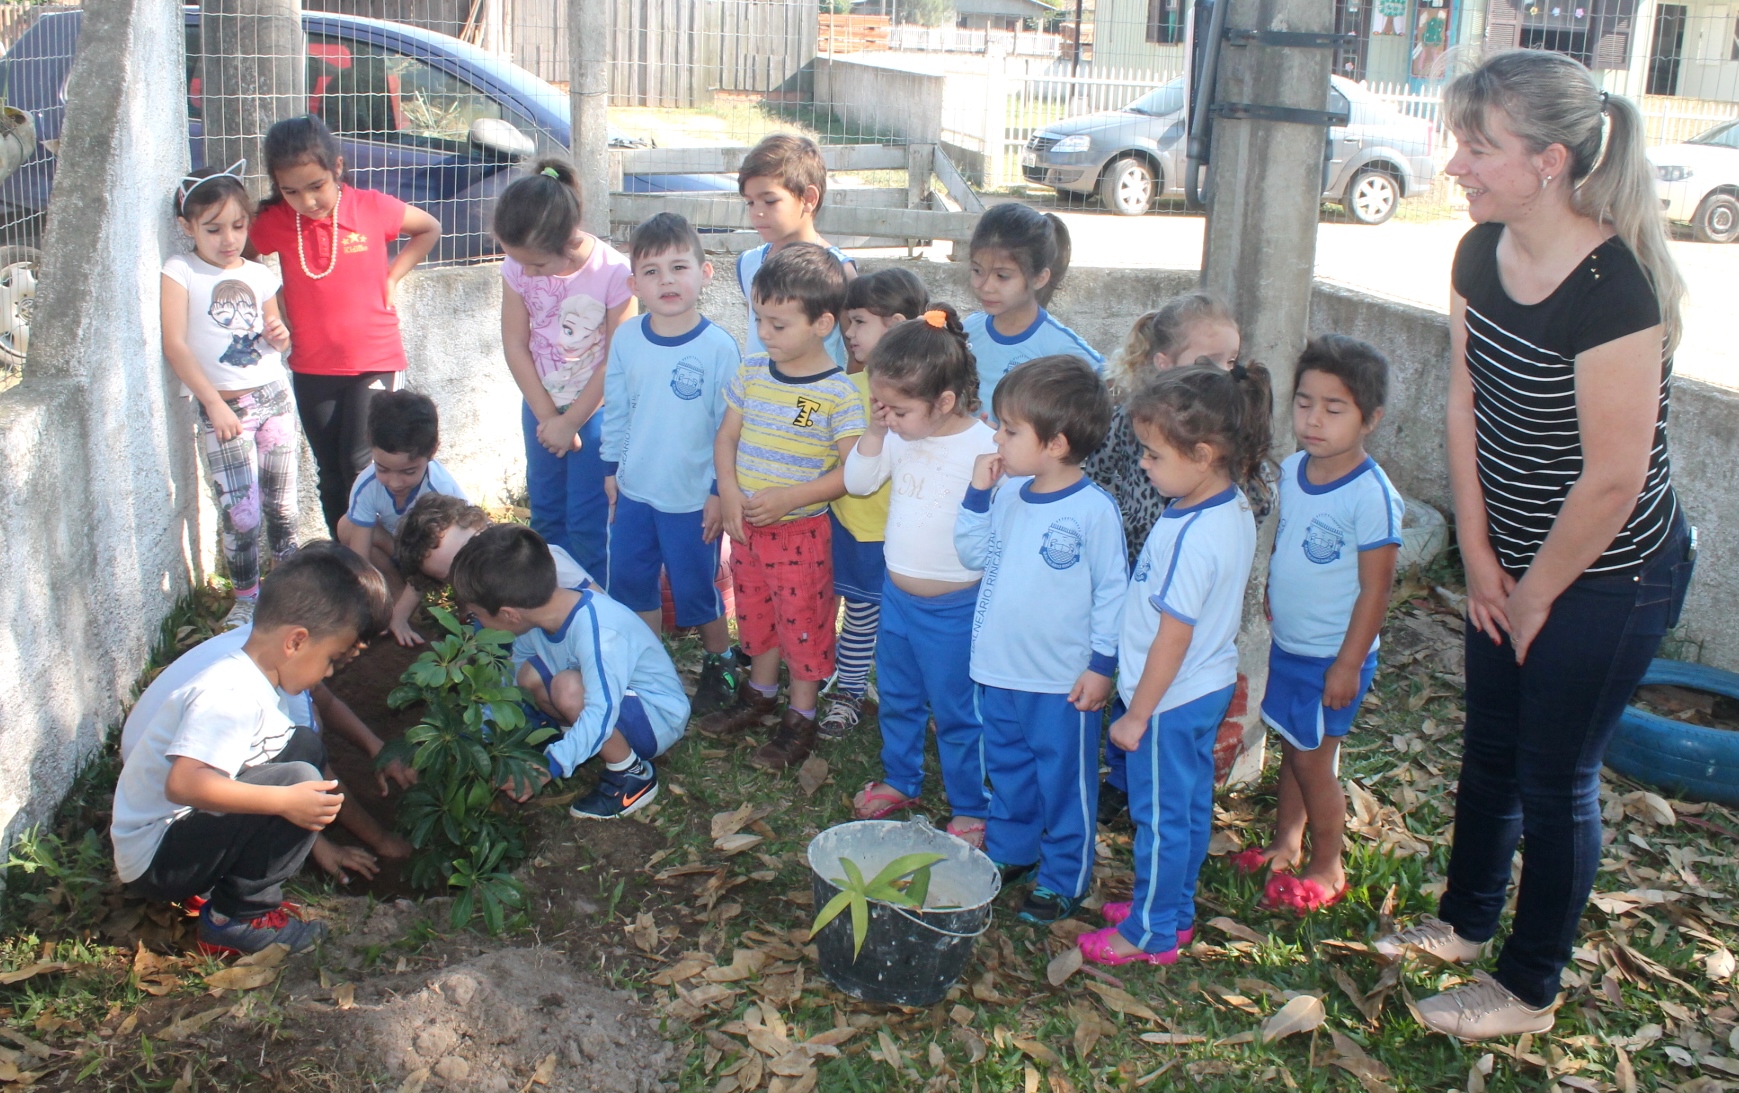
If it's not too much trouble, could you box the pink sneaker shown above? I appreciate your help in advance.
[1078,925,1178,966]
[1101,902,1193,947]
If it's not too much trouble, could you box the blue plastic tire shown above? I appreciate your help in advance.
[1605,659,1739,805]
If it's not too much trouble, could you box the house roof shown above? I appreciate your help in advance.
[952,0,1059,17]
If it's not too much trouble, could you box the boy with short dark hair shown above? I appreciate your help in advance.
[601,212,743,714]
[395,494,593,604]
[705,244,865,769]
[1247,334,1402,914]
[450,524,690,821]
[337,389,468,645]
[112,545,392,955]
[956,355,1125,923]
[736,134,856,366]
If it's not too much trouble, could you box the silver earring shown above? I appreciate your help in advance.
[1541,175,1553,189]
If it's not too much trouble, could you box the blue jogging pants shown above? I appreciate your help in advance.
[875,580,988,817]
[981,686,1099,898]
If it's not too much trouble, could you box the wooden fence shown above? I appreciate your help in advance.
[817,13,888,55]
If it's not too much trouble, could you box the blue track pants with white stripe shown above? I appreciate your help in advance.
[1119,684,1236,952]
[981,687,1100,899]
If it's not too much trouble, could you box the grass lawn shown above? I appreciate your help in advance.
[4,568,1738,1091]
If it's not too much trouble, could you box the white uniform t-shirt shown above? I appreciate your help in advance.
[110,650,300,883]
[1267,452,1405,658]
[346,459,468,537]
[120,626,312,763]
[843,422,999,584]
[1118,486,1256,712]
[161,252,286,395]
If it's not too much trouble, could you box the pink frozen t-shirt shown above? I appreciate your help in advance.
[501,240,633,406]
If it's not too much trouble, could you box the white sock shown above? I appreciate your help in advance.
[605,754,639,772]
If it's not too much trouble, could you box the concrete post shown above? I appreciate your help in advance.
[198,0,305,201]
[568,0,611,238]
[1197,0,1333,785]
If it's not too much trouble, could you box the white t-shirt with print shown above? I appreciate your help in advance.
[162,252,286,395]
[110,650,300,883]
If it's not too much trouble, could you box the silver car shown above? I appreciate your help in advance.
[1021,75,1442,224]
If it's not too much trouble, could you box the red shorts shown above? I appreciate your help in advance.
[731,514,836,682]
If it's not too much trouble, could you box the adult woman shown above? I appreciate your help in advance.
[1374,50,1695,1040]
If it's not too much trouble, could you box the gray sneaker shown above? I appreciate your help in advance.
[817,693,863,739]
[1415,972,1555,1040]
[1374,915,1486,962]
[222,598,257,631]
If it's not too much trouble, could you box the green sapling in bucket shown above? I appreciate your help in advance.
[810,852,944,959]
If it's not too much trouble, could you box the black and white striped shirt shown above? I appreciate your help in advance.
[1453,223,1678,576]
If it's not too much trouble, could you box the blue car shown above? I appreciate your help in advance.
[0,7,728,369]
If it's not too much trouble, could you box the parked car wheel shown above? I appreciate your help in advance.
[0,245,39,377]
[1606,659,1739,805]
[1099,157,1156,217]
[1344,168,1399,225]
[1691,192,1739,244]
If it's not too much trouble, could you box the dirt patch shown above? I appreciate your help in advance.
[336,947,679,1092]
[1635,683,1739,731]
[321,638,427,899]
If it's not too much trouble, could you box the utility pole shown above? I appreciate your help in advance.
[198,0,305,201]
[568,0,611,239]
[1197,0,1335,783]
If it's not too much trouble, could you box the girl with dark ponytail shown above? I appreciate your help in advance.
[840,303,1001,848]
[1077,361,1268,967]
[963,203,1104,417]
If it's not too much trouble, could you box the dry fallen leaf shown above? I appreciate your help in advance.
[1085,980,1162,1023]
[235,943,290,968]
[629,912,660,953]
[1207,916,1267,946]
[1139,1032,1206,1045]
[0,962,67,986]
[1014,1038,1064,1067]
[334,982,355,1010]
[1707,947,1737,982]
[797,755,829,797]
[716,833,765,855]
[399,1068,430,1093]
[1024,1062,1041,1093]
[204,963,280,992]
[1260,995,1326,1044]
[162,1004,229,1041]
[713,805,756,840]
[1614,1045,1637,1093]
[1046,945,1083,986]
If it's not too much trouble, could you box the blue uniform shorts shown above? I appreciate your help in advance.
[829,510,886,605]
[606,495,724,627]
[1260,642,1377,751]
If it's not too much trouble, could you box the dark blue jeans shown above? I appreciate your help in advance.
[1440,517,1694,1008]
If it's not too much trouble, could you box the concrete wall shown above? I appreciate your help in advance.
[0,0,196,842]
[813,56,947,144]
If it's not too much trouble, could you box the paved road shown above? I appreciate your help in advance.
[1050,209,1739,389]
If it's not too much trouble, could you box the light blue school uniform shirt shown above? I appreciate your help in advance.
[1267,451,1405,659]
[513,589,691,777]
[1118,486,1256,713]
[600,314,739,514]
[956,475,1126,692]
[964,309,1104,418]
[346,459,467,536]
[737,243,853,368]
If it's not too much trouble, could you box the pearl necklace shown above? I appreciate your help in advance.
[294,187,342,281]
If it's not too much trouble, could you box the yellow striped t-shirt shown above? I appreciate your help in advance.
[725,356,867,521]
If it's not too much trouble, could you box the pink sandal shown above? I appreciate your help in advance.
[1276,877,1349,915]
[853,782,915,820]
[1259,872,1298,911]
[1078,925,1177,966]
[1229,848,1268,874]
[1101,902,1192,946]
[946,816,986,849]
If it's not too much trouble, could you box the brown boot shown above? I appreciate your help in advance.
[697,679,777,736]
[751,708,818,770]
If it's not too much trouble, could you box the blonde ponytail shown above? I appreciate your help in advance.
[1445,50,1684,353]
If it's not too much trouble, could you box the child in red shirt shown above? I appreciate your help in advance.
[249,115,441,535]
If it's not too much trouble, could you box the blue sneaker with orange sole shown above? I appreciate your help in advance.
[196,903,327,957]
[569,761,659,821]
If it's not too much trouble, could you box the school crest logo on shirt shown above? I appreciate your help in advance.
[670,359,704,401]
[1302,515,1348,564]
[1039,518,1085,570]
[1133,554,1152,582]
